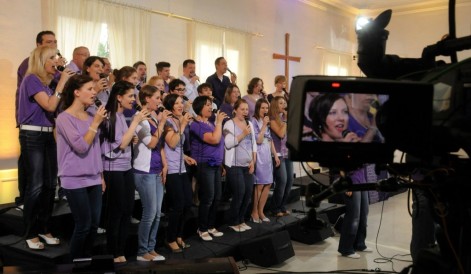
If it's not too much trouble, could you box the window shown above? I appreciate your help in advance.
[192,23,250,93]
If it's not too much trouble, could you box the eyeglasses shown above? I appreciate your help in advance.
[175,88,186,92]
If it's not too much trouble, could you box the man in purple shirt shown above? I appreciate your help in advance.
[14,30,58,207]
[66,46,90,74]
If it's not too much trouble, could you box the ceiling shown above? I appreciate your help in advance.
[301,0,471,15]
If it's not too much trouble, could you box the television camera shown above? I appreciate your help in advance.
[287,2,471,274]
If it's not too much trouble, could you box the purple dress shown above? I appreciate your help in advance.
[252,117,273,184]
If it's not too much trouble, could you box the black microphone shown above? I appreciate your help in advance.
[94,98,102,108]
[244,116,250,125]
[55,50,65,72]
[342,129,351,138]
[182,95,189,101]
[99,73,108,79]
[157,106,165,113]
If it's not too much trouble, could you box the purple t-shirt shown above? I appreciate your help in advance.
[18,74,55,127]
[164,118,186,174]
[56,112,103,189]
[270,116,288,158]
[190,121,224,165]
[101,112,132,171]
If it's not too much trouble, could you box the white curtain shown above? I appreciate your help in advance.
[105,4,150,68]
[46,0,150,69]
[47,0,103,60]
[191,22,251,93]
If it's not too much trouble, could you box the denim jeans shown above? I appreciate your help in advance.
[197,163,222,232]
[134,173,164,256]
[65,184,102,260]
[19,130,57,238]
[338,190,369,255]
[165,173,192,242]
[226,166,254,226]
[15,151,26,205]
[272,158,294,214]
[103,170,135,257]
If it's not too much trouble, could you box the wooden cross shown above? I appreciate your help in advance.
[272,33,301,92]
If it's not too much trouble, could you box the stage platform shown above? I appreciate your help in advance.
[0,177,345,271]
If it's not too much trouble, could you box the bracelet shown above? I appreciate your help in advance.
[88,127,97,133]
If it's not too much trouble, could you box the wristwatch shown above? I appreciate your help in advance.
[55,91,61,99]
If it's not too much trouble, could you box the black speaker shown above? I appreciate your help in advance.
[287,213,335,244]
[239,230,295,267]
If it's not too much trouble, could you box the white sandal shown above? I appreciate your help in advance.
[26,239,44,250]
[38,234,60,245]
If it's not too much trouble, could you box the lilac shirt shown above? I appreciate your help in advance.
[190,121,224,165]
[164,118,186,174]
[270,116,288,158]
[101,112,132,171]
[56,112,103,189]
[18,74,55,127]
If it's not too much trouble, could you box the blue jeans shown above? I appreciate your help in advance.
[338,190,369,255]
[103,170,135,257]
[65,184,102,260]
[226,166,254,226]
[19,130,57,238]
[134,173,164,256]
[165,173,192,242]
[197,163,222,231]
[272,158,293,214]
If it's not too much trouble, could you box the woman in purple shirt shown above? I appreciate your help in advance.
[56,74,107,259]
[133,85,171,261]
[100,81,148,263]
[18,46,74,250]
[219,84,241,119]
[223,99,257,232]
[162,94,197,252]
[269,96,295,217]
[242,78,265,118]
[251,99,280,223]
[190,96,227,241]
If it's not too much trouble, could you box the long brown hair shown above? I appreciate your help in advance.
[268,96,286,125]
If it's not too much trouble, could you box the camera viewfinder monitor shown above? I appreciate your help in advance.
[287,75,433,167]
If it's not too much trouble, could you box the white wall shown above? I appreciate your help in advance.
[2,0,471,196]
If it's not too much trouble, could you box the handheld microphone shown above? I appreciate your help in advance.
[157,106,165,113]
[99,73,108,79]
[227,68,233,74]
[55,50,65,72]
[190,72,200,85]
[342,129,351,138]
[182,95,190,101]
[94,98,102,108]
[244,116,250,125]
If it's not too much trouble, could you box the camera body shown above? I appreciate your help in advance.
[287,75,434,168]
